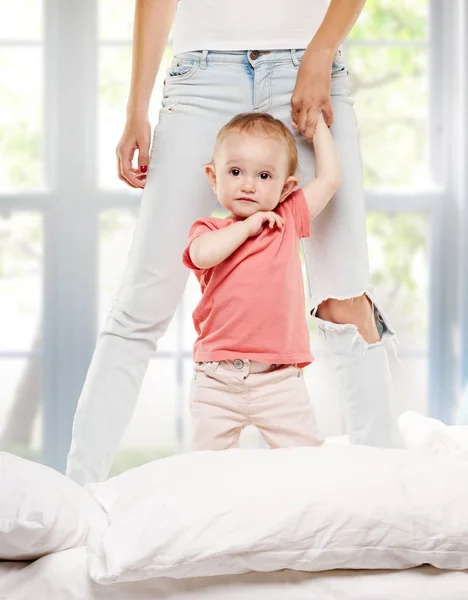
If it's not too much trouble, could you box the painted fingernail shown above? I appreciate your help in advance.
[140,165,148,173]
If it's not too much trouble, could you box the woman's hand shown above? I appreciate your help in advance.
[116,114,152,189]
[290,47,334,142]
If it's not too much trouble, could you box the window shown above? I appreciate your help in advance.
[0,0,44,462]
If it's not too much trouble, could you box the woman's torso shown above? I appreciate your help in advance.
[172,0,331,56]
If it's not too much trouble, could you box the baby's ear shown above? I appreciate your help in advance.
[279,176,298,202]
[204,163,217,192]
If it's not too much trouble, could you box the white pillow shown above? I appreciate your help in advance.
[86,446,468,584]
[0,452,104,560]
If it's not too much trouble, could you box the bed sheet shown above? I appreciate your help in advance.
[1,548,468,600]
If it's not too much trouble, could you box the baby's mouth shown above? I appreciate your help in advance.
[237,197,256,202]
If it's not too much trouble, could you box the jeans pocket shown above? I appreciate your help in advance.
[167,58,199,81]
[192,362,220,386]
[192,364,205,384]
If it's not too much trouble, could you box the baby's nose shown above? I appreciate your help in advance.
[242,179,255,191]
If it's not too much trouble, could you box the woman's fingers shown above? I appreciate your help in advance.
[290,94,303,131]
[137,140,150,174]
[117,143,145,188]
[137,138,150,186]
[322,100,334,128]
[292,98,332,141]
[296,104,310,137]
[302,110,321,142]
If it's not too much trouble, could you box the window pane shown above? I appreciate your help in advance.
[0,212,42,459]
[368,211,429,414]
[0,48,44,191]
[98,46,172,189]
[0,358,42,460]
[99,0,134,41]
[0,212,43,352]
[350,0,428,41]
[348,47,429,189]
[0,0,43,40]
[367,212,428,351]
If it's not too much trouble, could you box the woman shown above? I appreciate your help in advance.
[67,0,403,485]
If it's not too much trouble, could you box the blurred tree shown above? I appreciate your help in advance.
[349,0,426,41]
[0,124,41,189]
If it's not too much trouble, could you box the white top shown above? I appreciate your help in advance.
[171,0,331,56]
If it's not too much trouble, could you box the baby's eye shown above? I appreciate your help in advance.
[259,172,271,180]
[230,168,241,177]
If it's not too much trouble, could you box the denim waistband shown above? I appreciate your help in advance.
[174,49,307,67]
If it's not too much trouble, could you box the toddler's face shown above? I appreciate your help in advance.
[205,133,297,218]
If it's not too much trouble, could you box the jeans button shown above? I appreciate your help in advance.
[249,50,259,60]
[234,359,244,369]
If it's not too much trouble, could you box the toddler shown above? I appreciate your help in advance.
[182,111,341,450]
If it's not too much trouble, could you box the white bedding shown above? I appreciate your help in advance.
[0,452,101,561]
[86,446,468,583]
[1,548,468,600]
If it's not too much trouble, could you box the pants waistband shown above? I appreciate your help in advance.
[175,48,307,67]
[196,359,297,375]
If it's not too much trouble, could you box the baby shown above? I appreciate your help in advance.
[182,111,341,451]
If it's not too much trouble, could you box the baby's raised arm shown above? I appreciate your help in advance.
[302,113,342,220]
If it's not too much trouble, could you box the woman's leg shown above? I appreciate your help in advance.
[270,50,403,447]
[66,52,252,484]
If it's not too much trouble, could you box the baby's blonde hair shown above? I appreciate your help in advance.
[210,112,298,176]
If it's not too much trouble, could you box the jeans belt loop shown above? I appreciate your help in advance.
[200,50,208,70]
[290,49,300,67]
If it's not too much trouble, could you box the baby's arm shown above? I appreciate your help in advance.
[190,211,284,269]
[302,113,342,220]
[189,221,250,269]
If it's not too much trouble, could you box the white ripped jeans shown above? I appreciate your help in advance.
[67,48,403,485]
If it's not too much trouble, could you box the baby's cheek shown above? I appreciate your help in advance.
[218,189,235,212]
[221,184,235,202]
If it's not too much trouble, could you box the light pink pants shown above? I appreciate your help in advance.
[189,359,324,450]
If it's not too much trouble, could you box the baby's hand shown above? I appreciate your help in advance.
[245,211,284,237]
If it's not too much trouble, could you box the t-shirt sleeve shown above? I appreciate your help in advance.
[283,187,311,238]
[182,217,224,270]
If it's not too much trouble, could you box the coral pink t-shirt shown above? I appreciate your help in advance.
[182,188,313,367]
